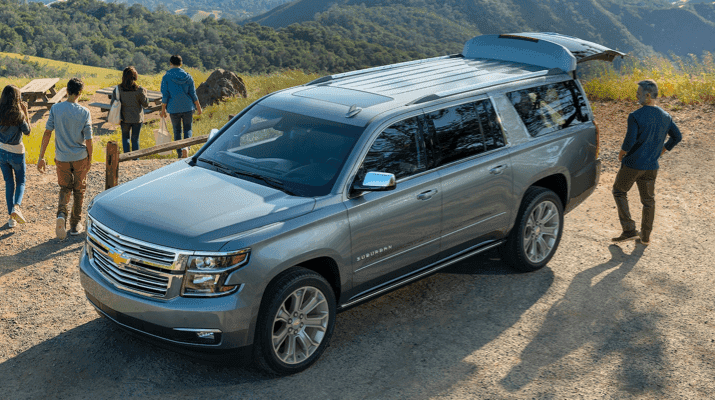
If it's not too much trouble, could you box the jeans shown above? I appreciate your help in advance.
[170,111,194,157]
[121,122,142,153]
[56,157,90,227]
[612,165,658,240]
[0,148,25,216]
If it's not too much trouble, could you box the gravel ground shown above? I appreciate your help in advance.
[1,100,714,399]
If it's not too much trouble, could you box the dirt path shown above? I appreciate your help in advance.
[1,100,714,399]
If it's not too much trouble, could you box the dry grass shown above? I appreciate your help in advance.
[582,52,715,104]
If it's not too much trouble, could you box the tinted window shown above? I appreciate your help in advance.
[507,80,589,137]
[475,100,506,151]
[356,116,426,183]
[425,103,484,165]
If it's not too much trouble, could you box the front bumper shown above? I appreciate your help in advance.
[79,248,257,355]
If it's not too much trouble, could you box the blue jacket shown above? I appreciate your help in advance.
[161,68,199,114]
[621,106,682,170]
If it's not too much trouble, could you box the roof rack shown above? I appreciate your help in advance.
[306,54,462,86]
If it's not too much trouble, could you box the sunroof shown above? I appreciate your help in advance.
[293,87,393,108]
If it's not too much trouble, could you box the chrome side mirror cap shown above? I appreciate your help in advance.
[353,172,396,192]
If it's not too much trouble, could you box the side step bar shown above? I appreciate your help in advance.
[339,240,505,310]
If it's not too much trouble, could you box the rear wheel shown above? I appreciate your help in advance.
[502,187,564,272]
[254,267,336,375]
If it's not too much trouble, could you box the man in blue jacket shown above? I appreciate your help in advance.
[160,55,203,158]
[612,79,682,245]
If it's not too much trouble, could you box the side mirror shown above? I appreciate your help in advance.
[352,172,396,192]
[209,128,220,140]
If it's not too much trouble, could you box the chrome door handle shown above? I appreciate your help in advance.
[417,189,438,201]
[490,165,507,175]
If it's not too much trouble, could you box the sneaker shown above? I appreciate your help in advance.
[10,206,26,224]
[8,217,16,228]
[56,213,67,240]
[611,230,639,242]
[70,224,82,236]
[639,232,650,246]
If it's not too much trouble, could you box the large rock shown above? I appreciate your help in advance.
[196,69,248,108]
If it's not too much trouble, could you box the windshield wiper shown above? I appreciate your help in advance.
[198,157,298,196]
[231,169,299,196]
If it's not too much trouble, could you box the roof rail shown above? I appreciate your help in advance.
[306,54,461,86]
[407,68,562,105]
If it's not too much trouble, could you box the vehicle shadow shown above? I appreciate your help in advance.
[0,230,85,278]
[500,244,668,394]
[0,249,551,398]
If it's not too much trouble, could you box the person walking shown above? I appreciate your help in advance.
[115,66,148,153]
[0,85,31,228]
[612,79,682,245]
[159,55,202,158]
[37,77,93,240]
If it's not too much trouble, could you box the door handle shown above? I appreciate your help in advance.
[490,164,507,175]
[417,189,438,201]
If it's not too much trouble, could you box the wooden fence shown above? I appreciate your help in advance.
[105,134,209,189]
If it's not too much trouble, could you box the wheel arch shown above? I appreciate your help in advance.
[530,173,568,209]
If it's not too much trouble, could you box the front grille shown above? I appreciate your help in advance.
[89,221,177,269]
[87,218,182,298]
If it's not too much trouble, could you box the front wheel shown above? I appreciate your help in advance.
[502,187,564,272]
[254,267,336,375]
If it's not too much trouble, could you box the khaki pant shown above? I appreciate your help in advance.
[612,165,658,240]
[55,157,90,227]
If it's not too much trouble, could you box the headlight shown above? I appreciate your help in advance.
[181,249,250,297]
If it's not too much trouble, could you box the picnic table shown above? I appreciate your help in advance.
[20,78,67,109]
[90,87,163,118]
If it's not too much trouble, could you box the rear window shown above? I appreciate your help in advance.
[507,80,589,137]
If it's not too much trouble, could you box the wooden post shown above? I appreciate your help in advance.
[106,141,119,189]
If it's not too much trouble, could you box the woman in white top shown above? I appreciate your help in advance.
[0,85,31,227]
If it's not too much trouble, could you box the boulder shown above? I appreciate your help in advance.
[196,69,247,108]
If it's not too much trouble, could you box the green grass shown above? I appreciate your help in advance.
[582,52,715,104]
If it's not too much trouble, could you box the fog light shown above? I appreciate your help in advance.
[173,328,222,344]
[196,331,215,341]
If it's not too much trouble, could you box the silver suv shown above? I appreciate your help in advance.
[80,32,622,375]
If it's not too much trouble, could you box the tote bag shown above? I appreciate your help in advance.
[153,117,173,156]
[107,85,122,125]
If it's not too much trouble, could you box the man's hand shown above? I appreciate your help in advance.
[196,106,202,116]
[37,159,46,173]
[618,150,627,162]
[160,110,167,118]
[661,147,667,156]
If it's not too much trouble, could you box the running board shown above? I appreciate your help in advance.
[339,240,505,310]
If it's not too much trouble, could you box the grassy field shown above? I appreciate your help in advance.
[3,52,713,164]
[581,52,715,103]
[1,53,318,164]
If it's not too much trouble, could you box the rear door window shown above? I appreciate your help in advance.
[424,99,506,167]
[507,80,589,137]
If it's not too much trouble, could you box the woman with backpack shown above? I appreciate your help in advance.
[115,66,149,153]
[0,84,31,228]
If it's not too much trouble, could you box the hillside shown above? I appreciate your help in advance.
[248,0,715,58]
[0,0,421,75]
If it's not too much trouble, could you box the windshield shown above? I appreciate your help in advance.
[199,104,364,197]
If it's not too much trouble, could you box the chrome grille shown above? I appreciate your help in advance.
[93,250,170,296]
[89,221,176,268]
[86,218,183,298]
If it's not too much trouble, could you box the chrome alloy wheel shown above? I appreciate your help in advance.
[271,286,330,364]
[522,200,560,264]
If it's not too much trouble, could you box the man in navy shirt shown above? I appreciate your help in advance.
[612,79,682,245]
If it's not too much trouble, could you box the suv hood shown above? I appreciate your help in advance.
[89,161,316,252]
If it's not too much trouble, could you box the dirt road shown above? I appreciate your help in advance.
[1,100,714,399]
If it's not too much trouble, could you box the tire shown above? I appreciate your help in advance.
[253,267,336,375]
[502,187,564,272]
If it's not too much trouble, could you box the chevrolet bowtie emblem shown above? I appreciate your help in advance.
[108,251,129,265]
